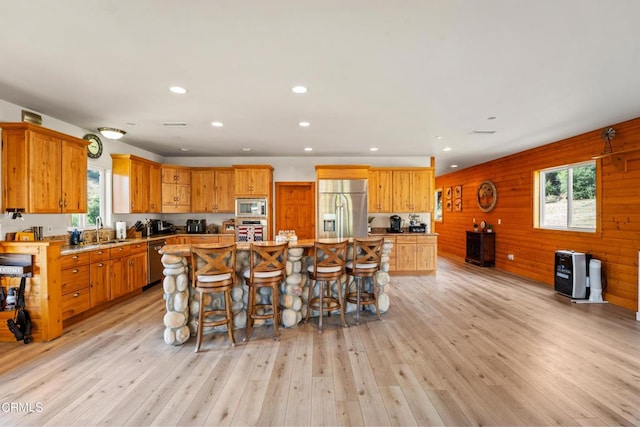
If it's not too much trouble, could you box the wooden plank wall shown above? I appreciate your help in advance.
[435,116,640,312]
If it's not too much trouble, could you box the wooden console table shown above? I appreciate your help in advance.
[465,231,495,267]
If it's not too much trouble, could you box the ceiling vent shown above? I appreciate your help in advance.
[470,130,496,134]
[162,122,188,127]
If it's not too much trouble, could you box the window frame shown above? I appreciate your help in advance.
[533,160,599,233]
[69,166,110,229]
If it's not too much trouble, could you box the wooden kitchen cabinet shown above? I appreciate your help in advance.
[110,245,132,298]
[234,165,273,196]
[112,154,162,213]
[394,235,437,273]
[162,165,191,213]
[392,168,433,213]
[368,168,393,213]
[128,243,148,290]
[191,167,235,213]
[1,122,87,213]
[60,252,91,320]
[89,249,111,307]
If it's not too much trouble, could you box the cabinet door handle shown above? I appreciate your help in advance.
[72,269,79,273]
[98,263,104,267]
[59,198,63,208]
[72,255,79,259]
[73,293,80,297]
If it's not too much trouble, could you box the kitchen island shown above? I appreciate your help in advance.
[159,238,394,346]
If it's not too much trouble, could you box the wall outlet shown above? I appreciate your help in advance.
[507,253,514,261]
[47,225,53,232]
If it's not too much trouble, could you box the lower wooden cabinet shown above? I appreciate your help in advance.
[61,241,149,321]
[60,252,91,320]
[393,235,437,273]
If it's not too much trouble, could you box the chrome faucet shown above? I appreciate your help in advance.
[96,216,103,243]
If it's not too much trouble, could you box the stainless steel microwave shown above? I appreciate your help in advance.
[235,198,268,217]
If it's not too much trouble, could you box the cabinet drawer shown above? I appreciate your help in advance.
[415,235,437,244]
[61,265,90,294]
[129,242,147,254]
[61,287,91,319]
[90,249,111,263]
[110,245,131,258]
[60,252,90,269]
[395,236,417,243]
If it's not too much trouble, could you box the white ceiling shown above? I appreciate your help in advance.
[2,0,640,176]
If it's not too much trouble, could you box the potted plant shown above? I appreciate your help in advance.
[473,223,479,232]
[486,224,493,233]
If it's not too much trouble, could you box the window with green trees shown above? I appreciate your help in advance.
[537,161,596,231]
[70,167,105,228]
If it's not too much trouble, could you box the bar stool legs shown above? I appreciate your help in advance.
[305,278,347,333]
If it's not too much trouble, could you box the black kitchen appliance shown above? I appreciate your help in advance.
[186,219,207,234]
[150,219,174,235]
[408,223,427,233]
[387,215,403,233]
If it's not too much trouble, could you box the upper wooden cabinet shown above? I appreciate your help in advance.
[392,168,433,212]
[368,168,393,213]
[161,165,191,213]
[191,167,235,213]
[234,165,273,197]
[112,154,162,213]
[1,122,87,213]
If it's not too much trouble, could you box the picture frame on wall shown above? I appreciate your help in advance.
[435,188,443,221]
[445,187,452,200]
[454,185,462,199]
[445,199,453,212]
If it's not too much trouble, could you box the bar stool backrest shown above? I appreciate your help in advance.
[350,238,383,275]
[191,244,237,286]
[248,242,288,282]
[312,240,348,279]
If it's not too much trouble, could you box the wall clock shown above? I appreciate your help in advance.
[477,180,497,212]
[84,134,103,159]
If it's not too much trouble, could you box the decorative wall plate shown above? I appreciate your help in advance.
[477,180,497,212]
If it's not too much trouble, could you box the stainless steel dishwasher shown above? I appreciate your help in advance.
[148,238,166,284]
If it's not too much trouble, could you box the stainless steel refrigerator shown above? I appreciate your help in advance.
[317,179,368,239]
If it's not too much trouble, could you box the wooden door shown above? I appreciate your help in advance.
[110,256,129,298]
[392,170,411,212]
[214,168,235,212]
[131,159,149,213]
[28,132,62,212]
[191,169,215,212]
[61,140,87,213]
[128,251,148,290]
[90,260,111,306]
[149,163,162,212]
[411,169,432,212]
[275,182,315,239]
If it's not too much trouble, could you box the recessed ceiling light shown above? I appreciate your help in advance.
[299,121,310,127]
[435,136,443,140]
[370,147,379,152]
[242,147,252,152]
[169,86,188,94]
[450,164,458,168]
[443,147,452,152]
[488,116,497,120]
[180,147,190,152]
[125,122,137,126]
[211,121,224,127]
[292,85,308,94]
[304,147,313,152]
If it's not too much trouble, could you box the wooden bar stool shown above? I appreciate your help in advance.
[345,237,384,325]
[191,243,237,352]
[243,242,288,342]
[305,240,348,334]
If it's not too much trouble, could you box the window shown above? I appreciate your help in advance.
[536,161,596,231]
[70,166,107,228]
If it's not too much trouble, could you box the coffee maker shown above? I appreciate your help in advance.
[387,215,404,233]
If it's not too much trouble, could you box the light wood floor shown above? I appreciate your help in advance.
[1,254,639,426]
